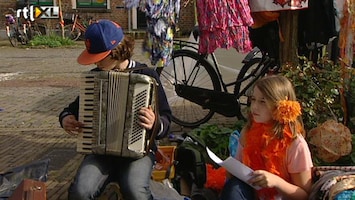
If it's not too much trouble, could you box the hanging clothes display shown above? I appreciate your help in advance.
[124,0,180,68]
[248,0,308,64]
[196,0,254,54]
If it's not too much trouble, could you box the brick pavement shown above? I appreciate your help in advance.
[0,40,88,199]
[0,39,237,199]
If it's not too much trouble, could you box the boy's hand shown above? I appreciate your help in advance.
[138,106,155,130]
[62,115,84,136]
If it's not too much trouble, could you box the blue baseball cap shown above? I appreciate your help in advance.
[77,19,124,65]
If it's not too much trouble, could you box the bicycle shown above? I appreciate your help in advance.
[26,19,47,40]
[5,9,28,47]
[159,30,279,128]
[58,13,94,41]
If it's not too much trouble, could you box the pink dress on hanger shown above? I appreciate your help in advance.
[196,0,254,54]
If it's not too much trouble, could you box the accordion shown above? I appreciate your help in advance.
[77,71,157,158]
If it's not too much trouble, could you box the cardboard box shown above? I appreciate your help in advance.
[152,146,176,182]
[9,179,46,200]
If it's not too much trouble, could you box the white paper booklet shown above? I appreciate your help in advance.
[206,147,261,190]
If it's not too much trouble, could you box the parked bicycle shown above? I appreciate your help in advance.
[159,30,279,127]
[26,19,47,40]
[5,9,27,47]
[57,13,94,41]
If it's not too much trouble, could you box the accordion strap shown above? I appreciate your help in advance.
[146,80,160,153]
[123,64,149,73]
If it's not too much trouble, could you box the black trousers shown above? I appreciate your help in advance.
[249,20,280,66]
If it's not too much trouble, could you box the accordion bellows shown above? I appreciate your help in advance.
[78,71,157,158]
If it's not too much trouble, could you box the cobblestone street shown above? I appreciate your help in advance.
[0,39,237,199]
[0,40,92,199]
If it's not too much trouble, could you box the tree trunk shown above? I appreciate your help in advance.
[279,11,299,65]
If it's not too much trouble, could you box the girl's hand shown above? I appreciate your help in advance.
[62,115,84,136]
[248,170,281,188]
[138,106,155,130]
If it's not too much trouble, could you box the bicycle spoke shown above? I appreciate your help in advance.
[234,58,262,120]
[160,49,220,127]
[178,55,215,89]
[188,65,215,88]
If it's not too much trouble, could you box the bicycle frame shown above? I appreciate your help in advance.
[71,14,87,32]
[173,39,264,96]
[63,14,94,41]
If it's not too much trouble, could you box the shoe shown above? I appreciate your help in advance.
[98,182,123,200]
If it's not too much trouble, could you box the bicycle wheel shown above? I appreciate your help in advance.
[160,49,221,127]
[8,26,18,47]
[19,30,28,45]
[63,24,81,41]
[234,58,262,120]
[35,23,47,35]
[28,24,45,40]
[26,27,35,40]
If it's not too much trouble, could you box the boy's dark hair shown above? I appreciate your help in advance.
[111,35,135,61]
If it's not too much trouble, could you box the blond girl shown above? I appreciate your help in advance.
[221,75,313,200]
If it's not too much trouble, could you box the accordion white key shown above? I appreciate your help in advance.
[77,71,157,158]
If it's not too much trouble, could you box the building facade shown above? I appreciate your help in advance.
[0,0,195,38]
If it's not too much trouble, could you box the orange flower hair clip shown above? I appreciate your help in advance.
[273,100,301,124]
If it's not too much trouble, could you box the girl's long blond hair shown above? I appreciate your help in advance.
[245,75,305,138]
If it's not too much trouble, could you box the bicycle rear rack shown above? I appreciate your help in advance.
[173,40,199,52]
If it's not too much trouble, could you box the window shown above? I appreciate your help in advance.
[29,0,53,6]
[16,0,53,8]
[77,0,107,8]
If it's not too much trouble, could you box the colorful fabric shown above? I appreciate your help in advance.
[335,190,355,200]
[310,166,355,200]
[196,0,254,54]
[124,0,180,67]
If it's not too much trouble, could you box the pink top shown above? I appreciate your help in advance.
[236,135,313,198]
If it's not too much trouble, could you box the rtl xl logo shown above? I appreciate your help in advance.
[17,5,59,21]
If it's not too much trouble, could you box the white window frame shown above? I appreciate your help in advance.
[71,0,111,9]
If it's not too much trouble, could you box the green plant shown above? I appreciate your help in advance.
[281,56,355,165]
[189,120,245,159]
[28,35,75,47]
[281,56,344,132]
